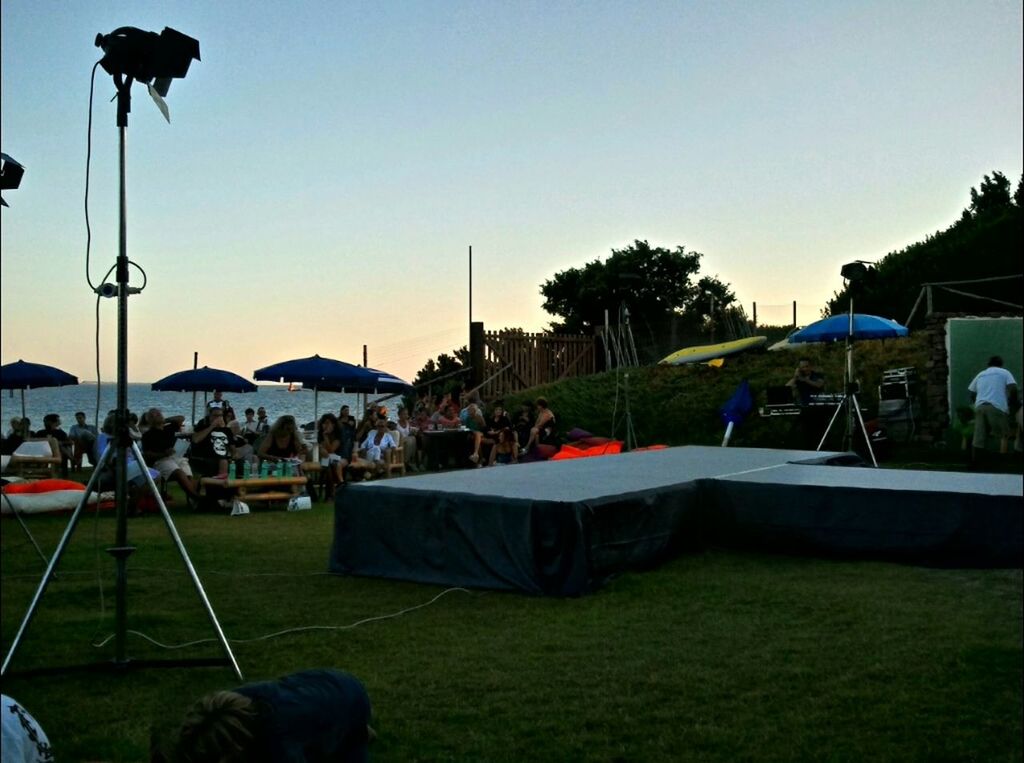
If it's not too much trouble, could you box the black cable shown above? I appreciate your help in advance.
[85,60,101,291]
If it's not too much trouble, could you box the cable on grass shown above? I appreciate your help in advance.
[91,586,477,650]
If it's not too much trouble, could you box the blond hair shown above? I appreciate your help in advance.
[173,691,259,763]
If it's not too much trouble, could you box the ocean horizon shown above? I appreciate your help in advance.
[2,382,400,430]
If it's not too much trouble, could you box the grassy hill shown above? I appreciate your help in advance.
[504,334,930,451]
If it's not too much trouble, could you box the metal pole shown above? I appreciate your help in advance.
[111,114,134,667]
[752,302,757,329]
[191,351,198,425]
[792,300,797,328]
[468,245,472,328]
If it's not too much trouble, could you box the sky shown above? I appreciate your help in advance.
[1,0,1021,384]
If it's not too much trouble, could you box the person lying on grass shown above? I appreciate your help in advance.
[154,668,374,763]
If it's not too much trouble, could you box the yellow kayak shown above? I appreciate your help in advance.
[659,336,768,365]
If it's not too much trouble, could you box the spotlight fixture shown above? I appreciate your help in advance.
[840,260,875,283]
[0,152,25,208]
[95,26,200,122]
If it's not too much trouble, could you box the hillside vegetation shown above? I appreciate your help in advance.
[505,334,930,450]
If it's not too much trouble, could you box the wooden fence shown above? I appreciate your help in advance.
[471,326,597,398]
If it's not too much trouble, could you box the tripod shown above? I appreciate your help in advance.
[2,73,241,680]
[815,300,878,467]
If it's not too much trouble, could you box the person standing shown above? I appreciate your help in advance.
[968,355,1018,456]
[786,358,826,406]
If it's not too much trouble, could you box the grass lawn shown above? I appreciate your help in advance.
[2,484,1021,762]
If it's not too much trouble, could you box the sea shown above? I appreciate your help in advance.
[1,383,396,431]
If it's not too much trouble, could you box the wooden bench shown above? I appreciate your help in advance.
[200,475,307,506]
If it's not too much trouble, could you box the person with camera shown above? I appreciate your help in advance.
[786,357,825,406]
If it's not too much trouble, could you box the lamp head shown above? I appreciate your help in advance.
[95,26,200,96]
[0,152,25,208]
[840,260,874,283]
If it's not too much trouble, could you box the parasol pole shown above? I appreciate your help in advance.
[21,389,26,420]
[191,352,198,425]
[846,299,855,451]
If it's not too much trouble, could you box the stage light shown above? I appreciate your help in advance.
[0,152,25,208]
[95,26,200,122]
[841,261,874,283]
[95,26,200,95]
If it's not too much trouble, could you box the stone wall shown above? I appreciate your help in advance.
[919,312,1021,445]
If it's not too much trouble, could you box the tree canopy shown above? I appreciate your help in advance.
[540,240,735,352]
[827,171,1023,322]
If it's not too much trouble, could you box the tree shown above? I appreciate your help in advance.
[826,171,1023,321]
[412,346,470,391]
[968,171,1013,217]
[540,240,735,342]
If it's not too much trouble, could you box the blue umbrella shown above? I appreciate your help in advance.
[151,366,257,393]
[789,314,908,343]
[719,379,753,447]
[253,354,413,421]
[0,360,80,418]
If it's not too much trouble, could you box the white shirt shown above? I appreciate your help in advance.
[2,695,52,763]
[968,366,1017,413]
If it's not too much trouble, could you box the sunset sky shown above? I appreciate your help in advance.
[2,0,1021,383]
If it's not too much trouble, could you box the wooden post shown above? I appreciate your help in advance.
[469,321,485,390]
[926,285,933,316]
[752,302,757,329]
[792,300,797,328]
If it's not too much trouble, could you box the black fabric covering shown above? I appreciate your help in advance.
[329,447,1022,595]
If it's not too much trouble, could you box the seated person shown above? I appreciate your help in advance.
[521,397,557,454]
[488,427,519,466]
[158,669,373,763]
[432,403,462,430]
[94,415,158,513]
[141,408,202,501]
[482,404,513,464]
[257,415,309,470]
[68,411,99,470]
[461,403,487,465]
[35,413,72,476]
[359,420,397,477]
[229,420,255,468]
[1,417,30,456]
[786,357,825,406]
[207,390,230,413]
[191,407,235,478]
[395,407,419,470]
[239,407,261,445]
[317,413,349,489]
[513,404,533,450]
[5,417,22,438]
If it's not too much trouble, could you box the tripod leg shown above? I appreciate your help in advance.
[850,395,878,467]
[129,442,243,681]
[2,444,114,676]
[817,398,846,451]
[2,493,50,569]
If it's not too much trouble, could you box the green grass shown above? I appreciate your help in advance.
[2,485,1021,762]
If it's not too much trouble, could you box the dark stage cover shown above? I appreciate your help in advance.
[329,447,1022,595]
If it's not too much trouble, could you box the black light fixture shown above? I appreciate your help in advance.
[840,260,875,283]
[95,26,200,123]
[0,152,25,208]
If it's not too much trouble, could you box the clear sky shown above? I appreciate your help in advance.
[2,0,1021,383]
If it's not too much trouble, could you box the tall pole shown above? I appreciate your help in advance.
[792,300,797,328]
[110,79,135,667]
[191,351,198,425]
[468,244,473,335]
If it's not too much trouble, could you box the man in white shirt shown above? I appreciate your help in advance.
[967,355,1018,454]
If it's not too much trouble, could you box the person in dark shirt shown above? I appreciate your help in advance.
[786,357,826,406]
[161,668,373,763]
[141,409,201,500]
[191,408,235,478]
[35,413,72,477]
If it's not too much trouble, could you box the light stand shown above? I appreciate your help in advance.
[3,28,241,679]
[815,297,878,467]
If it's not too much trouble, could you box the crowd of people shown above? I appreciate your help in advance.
[0,387,562,504]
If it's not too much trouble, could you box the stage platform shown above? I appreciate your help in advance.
[329,446,1022,595]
